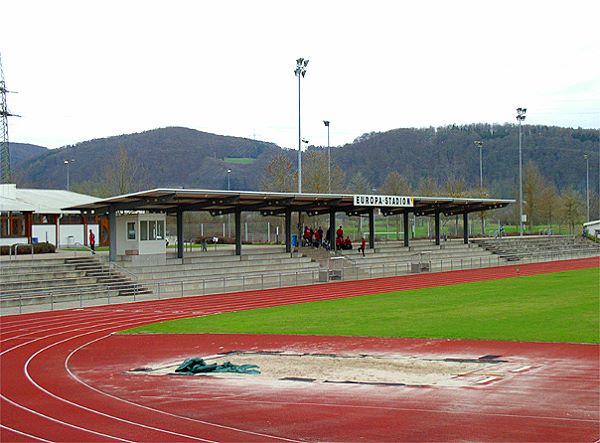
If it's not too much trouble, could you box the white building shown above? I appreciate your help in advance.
[583,220,600,239]
[0,184,102,247]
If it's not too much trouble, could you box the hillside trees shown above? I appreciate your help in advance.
[104,146,148,195]
[380,171,412,240]
[302,151,345,193]
[559,188,584,234]
[347,171,371,194]
[260,153,296,192]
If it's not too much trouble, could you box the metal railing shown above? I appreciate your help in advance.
[2,248,598,315]
[9,243,34,260]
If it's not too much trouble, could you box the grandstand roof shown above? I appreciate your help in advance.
[64,188,514,216]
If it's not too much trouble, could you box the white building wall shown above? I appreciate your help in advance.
[584,220,600,238]
[0,237,28,247]
[58,224,99,248]
[116,213,166,258]
[32,225,56,245]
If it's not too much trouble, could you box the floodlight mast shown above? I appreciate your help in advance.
[584,154,589,222]
[295,58,308,193]
[474,140,484,189]
[516,107,527,236]
[324,120,331,193]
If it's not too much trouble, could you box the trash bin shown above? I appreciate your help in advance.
[318,269,329,282]
[291,234,298,247]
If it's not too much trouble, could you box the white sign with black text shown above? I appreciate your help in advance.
[353,195,414,207]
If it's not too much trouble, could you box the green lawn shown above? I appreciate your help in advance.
[224,157,256,165]
[123,269,600,343]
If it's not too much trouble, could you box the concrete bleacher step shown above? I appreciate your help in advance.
[136,261,321,283]
[472,236,600,262]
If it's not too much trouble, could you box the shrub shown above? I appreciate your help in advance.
[0,242,56,256]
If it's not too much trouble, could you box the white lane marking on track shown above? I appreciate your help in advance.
[6,306,296,442]
[25,330,218,443]
[65,334,302,443]
[0,424,53,442]
[1,315,175,442]
[0,311,140,344]
[1,396,133,442]
[0,310,103,333]
[0,309,166,348]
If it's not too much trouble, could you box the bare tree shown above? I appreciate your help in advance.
[302,151,345,194]
[346,171,371,194]
[523,161,549,227]
[260,153,296,192]
[559,188,584,234]
[104,145,147,195]
[381,171,412,240]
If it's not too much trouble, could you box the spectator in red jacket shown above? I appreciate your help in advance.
[336,225,344,239]
[358,237,366,256]
[89,229,96,255]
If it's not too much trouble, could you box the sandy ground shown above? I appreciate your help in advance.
[134,351,508,387]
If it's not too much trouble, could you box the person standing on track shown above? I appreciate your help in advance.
[89,229,96,255]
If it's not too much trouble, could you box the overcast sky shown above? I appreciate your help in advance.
[2,0,599,150]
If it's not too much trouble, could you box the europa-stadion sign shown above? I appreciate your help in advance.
[353,194,414,207]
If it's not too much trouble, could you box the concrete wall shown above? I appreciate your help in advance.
[0,237,28,246]
[58,224,99,248]
[32,225,56,245]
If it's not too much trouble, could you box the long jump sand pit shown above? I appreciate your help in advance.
[132,350,516,388]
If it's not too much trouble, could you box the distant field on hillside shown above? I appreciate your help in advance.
[224,157,256,165]
[124,269,600,343]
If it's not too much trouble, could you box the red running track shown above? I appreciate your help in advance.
[1,257,598,442]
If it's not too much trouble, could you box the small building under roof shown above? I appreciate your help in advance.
[0,184,104,247]
[65,188,514,262]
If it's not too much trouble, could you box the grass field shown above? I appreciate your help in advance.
[123,269,600,343]
[224,157,256,165]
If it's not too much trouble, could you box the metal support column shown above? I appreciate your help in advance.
[463,212,469,244]
[329,207,336,249]
[235,207,242,256]
[434,210,440,246]
[176,207,184,259]
[368,207,375,249]
[285,206,292,253]
[403,211,409,247]
[108,210,117,262]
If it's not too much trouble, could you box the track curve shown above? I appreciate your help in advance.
[1,257,598,442]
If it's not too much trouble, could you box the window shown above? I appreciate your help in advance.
[139,219,164,241]
[149,221,157,240]
[140,221,148,241]
[156,220,164,240]
[127,221,136,240]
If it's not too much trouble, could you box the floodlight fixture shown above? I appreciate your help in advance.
[295,57,309,192]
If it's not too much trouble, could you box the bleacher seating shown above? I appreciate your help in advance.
[335,239,505,279]
[119,246,321,298]
[472,235,600,261]
[0,256,149,309]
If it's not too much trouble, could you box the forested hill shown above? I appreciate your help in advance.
[330,124,598,197]
[13,127,282,192]
[11,124,599,198]
[9,143,48,168]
